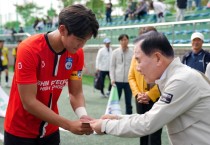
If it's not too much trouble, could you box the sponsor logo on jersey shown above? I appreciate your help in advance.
[160,92,173,104]
[65,57,73,70]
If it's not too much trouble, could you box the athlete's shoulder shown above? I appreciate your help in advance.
[76,48,84,56]
[23,33,45,44]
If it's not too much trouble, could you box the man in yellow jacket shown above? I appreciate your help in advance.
[128,26,162,145]
[0,39,9,87]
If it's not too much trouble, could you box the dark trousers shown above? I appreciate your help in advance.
[106,12,112,23]
[136,99,162,145]
[137,11,147,20]
[99,71,112,95]
[115,82,132,114]
[4,130,60,145]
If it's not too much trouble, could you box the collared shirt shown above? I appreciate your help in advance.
[102,57,210,145]
[186,49,205,73]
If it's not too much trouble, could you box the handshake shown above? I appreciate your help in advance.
[76,114,118,135]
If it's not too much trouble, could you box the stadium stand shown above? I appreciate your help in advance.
[0,6,209,45]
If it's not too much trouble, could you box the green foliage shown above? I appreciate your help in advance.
[47,8,57,18]
[86,0,105,19]
[118,0,127,9]
[14,2,43,26]
[4,21,20,29]
[61,0,74,7]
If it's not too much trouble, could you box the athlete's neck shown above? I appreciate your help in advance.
[47,30,65,53]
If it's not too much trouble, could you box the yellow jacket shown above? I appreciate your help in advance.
[1,47,9,66]
[128,56,160,102]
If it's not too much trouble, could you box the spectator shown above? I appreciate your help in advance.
[46,16,53,28]
[205,63,210,79]
[11,28,17,42]
[95,38,112,97]
[0,39,9,87]
[105,0,112,23]
[52,14,59,28]
[0,40,3,79]
[132,0,148,20]
[124,0,137,21]
[3,27,12,43]
[194,0,201,8]
[18,27,24,33]
[187,0,193,10]
[182,32,210,73]
[149,1,166,23]
[90,31,210,145]
[12,40,22,71]
[176,0,187,21]
[128,26,162,145]
[207,0,210,8]
[110,34,133,114]
[33,17,40,31]
[4,4,99,145]
[35,18,46,31]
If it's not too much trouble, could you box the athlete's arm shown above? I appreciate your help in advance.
[18,84,91,135]
[68,79,89,119]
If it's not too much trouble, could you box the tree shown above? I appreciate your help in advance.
[60,0,74,7]
[15,2,43,26]
[4,21,20,30]
[47,8,57,18]
[86,0,104,19]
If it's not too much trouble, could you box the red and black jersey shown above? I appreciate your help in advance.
[4,33,84,138]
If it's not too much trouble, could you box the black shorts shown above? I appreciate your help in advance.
[1,65,8,71]
[4,130,60,145]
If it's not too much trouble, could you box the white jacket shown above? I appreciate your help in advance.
[110,47,133,83]
[205,63,210,79]
[95,46,112,71]
[102,57,210,145]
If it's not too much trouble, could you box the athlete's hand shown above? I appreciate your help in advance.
[80,115,94,122]
[67,120,93,135]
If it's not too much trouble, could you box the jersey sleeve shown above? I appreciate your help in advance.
[70,48,84,80]
[15,42,38,84]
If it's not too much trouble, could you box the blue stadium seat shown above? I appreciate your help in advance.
[204,39,210,43]
[199,29,210,33]
[173,40,180,44]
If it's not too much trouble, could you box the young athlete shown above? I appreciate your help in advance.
[4,4,99,145]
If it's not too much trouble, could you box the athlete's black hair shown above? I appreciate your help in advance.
[58,4,99,39]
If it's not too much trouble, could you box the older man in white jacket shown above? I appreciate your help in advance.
[95,38,112,97]
[90,31,210,145]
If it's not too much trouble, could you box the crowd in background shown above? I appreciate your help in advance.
[104,0,208,24]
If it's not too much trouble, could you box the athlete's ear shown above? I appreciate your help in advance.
[58,25,66,36]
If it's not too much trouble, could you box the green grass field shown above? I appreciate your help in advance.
[0,73,169,145]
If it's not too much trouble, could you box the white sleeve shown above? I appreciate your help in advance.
[109,51,116,82]
[102,79,200,137]
[95,49,101,70]
[205,63,210,79]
